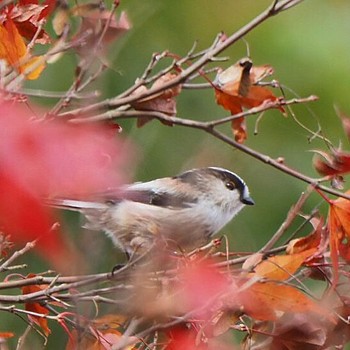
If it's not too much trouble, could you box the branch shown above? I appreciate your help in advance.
[68,95,316,124]
[206,128,350,201]
[67,96,350,202]
[56,0,305,118]
[0,241,36,273]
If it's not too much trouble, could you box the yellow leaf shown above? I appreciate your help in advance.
[20,55,46,80]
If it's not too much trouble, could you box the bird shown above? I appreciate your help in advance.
[48,167,254,257]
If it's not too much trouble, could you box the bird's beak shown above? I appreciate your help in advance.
[242,195,255,205]
[241,188,255,205]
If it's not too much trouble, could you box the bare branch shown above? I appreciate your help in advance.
[0,241,36,273]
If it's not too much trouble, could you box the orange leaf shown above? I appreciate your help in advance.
[241,85,280,109]
[0,19,45,79]
[330,193,350,234]
[328,191,350,283]
[66,314,137,350]
[241,282,330,321]
[214,88,243,114]
[66,329,110,350]
[286,219,323,255]
[22,276,51,336]
[214,58,283,143]
[338,237,350,263]
[231,117,247,143]
[0,19,26,68]
[214,59,274,97]
[253,249,317,281]
[329,204,341,284]
[0,332,14,338]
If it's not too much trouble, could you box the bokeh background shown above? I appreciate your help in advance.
[5,0,350,348]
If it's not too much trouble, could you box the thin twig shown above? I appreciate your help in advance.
[259,185,315,253]
[56,0,305,118]
[0,241,36,273]
[66,96,350,202]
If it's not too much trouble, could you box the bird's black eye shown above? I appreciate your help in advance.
[225,181,236,190]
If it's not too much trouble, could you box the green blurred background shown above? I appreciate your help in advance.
[4,0,350,348]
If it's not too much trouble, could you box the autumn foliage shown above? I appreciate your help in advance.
[214,58,285,143]
[1,0,350,349]
[0,0,54,79]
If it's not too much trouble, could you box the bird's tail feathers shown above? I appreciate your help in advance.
[45,198,108,212]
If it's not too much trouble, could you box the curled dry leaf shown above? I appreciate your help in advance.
[286,219,327,277]
[131,73,182,127]
[270,313,329,350]
[22,274,51,336]
[52,2,130,64]
[287,218,324,255]
[214,57,285,143]
[4,0,54,44]
[55,3,131,57]
[313,149,350,178]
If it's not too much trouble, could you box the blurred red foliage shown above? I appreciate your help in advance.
[0,101,131,270]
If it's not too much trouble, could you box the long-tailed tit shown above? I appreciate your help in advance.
[48,167,254,256]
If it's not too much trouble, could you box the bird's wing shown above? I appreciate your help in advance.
[46,180,197,210]
[117,188,196,209]
[45,190,194,211]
